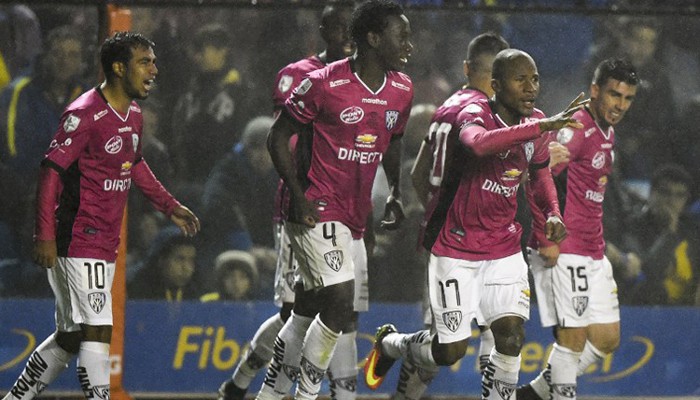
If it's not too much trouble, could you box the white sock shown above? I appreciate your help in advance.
[233,313,285,389]
[327,331,357,400]
[391,358,438,400]
[3,333,73,400]
[529,367,550,400]
[257,312,313,400]
[478,329,495,373]
[548,344,581,400]
[296,315,339,400]
[76,341,111,399]
[482,349,519,400]
[382,330,435,371]
[577,341,606,376]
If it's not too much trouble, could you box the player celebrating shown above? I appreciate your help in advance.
[257,1,413,400]
[519,58,638,400]
[217,3,356,400]
[365,49,587,400]
[2,32,199,400]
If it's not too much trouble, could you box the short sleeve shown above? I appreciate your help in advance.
[44,110,91,171]
[284,76,323,126]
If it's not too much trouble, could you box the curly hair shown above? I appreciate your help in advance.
[350,0,404,51]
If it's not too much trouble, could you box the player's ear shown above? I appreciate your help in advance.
[367,30,381,49]
[112,61,126,78]
[590,83,599,101]
[463,60,470,77]
[491,78,500,94]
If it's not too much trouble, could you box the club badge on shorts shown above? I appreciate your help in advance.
[323,250,344,271]
[89,292,107,314]
[442,310,462,332]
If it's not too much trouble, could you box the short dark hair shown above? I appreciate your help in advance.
[651,163,693,193]
[491,48,533,81]
[350,0,404,50]
[593,58,639,87]
[466,32,509,64]
[321,0,355,27]
[100,31,154,79]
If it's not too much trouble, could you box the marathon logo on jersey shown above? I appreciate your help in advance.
[94,109,108,121]
[573,296,589,316]
[385,110,399,130]
[557,128,574,144]
[330,79,350,88]
[553,383,577,398]
[337,148,383,164]
[340,106,364,124]
[502,169,522,182]
[591,151,606,169]
[105,136,123,154]
[278,75,293,93]
[524,141,534,162]
[441,310,462,332]
[104,178,131,192]
[391,80,410,92]
[362,98,387,105]
[324,250,344,272]
[63,114,81,133]
[118,126,133,133]
[132,133,139,151]
[482,179,519,198]
[294,78,312,96]
[355,134,377,149]
[585,190,604,203]
[88,292,106,314]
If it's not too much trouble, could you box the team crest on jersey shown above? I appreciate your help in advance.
[88,293,106,314]
[441,310,462,332]
[105,136,123,154]
[523,141,534,162]
[464,103,482,114]
[63,114,81,133]
[323,250,344,271]
[591,151,606,169]
[557,128,574,144]
[340,106,364,124]
[572,296,589,316]
[385,110,399,130]
[132,134,139,151]
[278,75,293,93]
[295,78,312,95]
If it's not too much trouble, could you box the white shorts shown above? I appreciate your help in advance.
[428,252,530,344]
[48,257,115,332]
[273,223,298,307]
[529,250,620,328]
[286,221,369,311]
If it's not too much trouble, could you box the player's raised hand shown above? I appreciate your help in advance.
[33,239,57,269]
[171,205,201,237]
[380,195,405,230]
[539,92,589,132]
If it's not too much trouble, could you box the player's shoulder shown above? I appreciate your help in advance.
[387,70,413,92]
[278,55,324,77]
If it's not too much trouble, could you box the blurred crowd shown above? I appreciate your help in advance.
[1,1,700,306]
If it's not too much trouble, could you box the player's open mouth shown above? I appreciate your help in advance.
[343,42,355,55]
[523,99,535,107]
[144,79,155,91]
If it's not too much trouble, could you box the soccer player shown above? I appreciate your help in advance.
[217,3,356,400]
[257,1,413,400]
[518,58,638,400]
[364,49,587,400]
[392,32,510,400]
[2,32,200,400]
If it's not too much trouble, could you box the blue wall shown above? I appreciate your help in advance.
[2,300,699,396]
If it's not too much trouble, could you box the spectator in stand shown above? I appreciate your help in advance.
[201,250,259,302]
[171,23,248,192]
[128,226,200,301]
[0,5,42,89]
[616,164,700,306]
[0,25,87,295]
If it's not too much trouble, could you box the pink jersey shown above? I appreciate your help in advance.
[43,88,176,261]
[427,99,550,260]
[285,58,413,238]
[533,108,614,259]
[272,56,325,223]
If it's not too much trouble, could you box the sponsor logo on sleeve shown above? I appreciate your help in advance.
[584,127,596,137]
[63,114,81,133]
[524,141,534,162]
[93,109,108,121]
[385,110,399,130]
[557,128,574,144]
[132,134,139,151]
[330,79,351,88]
[294,78,312,95]
[464,103,482,114]
[391,80,410,91]
[278,75,293,93]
